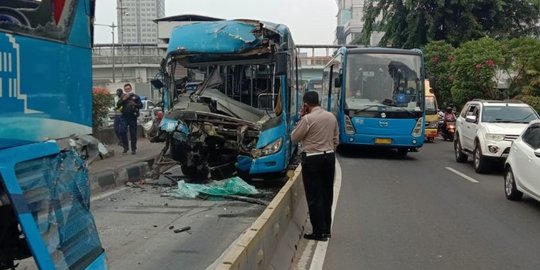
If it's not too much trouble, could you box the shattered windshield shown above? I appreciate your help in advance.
[345,53,423,113]
[0,0,76,41]
[180,63,282,116]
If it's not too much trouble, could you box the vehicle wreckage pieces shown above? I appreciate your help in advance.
[169,120,259,182]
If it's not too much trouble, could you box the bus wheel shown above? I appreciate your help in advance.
[397,148,408,157]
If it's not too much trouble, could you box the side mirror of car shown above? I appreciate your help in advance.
[465,115,477,123]
[535,149,540,158]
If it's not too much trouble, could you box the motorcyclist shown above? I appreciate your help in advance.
[442,106,456,134]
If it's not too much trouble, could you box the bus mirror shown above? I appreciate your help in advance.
[334,77,342,88]
[151,79,165,89]
[275,52,288,76]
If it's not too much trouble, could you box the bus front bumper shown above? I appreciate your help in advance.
[340,134,425,148]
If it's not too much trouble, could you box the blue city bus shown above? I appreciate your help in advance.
[321,47,425,156]
[0,1,107,269]
[153,19,301,180]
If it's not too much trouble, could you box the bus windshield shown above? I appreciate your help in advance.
[345,53,423,112]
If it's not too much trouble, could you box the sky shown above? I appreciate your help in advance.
[94,0,338,45]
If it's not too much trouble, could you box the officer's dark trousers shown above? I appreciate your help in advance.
[120,116,138,152]
[301,152,335,235]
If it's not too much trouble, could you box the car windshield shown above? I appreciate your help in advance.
[345,53,423,113]
[482,106,539,123]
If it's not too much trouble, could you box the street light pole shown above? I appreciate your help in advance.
[118,0,128,82]
[95,22,117,82]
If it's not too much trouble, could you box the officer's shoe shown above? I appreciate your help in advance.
[303,233,328,241]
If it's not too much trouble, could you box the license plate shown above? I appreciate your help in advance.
[374,138,392,144]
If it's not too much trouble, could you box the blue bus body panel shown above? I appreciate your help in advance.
[167,20,289,56]
[341,117,425,147]
[0,36,92,149]
[168,21,259,54]
[0,142,106,270]
[352,117,416,136]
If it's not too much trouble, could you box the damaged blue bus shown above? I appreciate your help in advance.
[322,48,425,156]
[151,19,301,180]
[0,1,107,269]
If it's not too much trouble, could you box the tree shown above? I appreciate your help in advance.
[450,38,503,107]
[357,0,540,48]
[424,41,455,106]
[92,87,113,133]
[500,38,540,112]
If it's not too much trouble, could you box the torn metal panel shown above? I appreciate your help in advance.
[0,142,105,270]
[168,20,270,55]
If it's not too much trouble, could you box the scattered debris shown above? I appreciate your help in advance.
[165,176,259,199]
[173,226,191,234]
[222,195,268,206]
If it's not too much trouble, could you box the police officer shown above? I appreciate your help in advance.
[117,83,143,154]
[291,91,339,241]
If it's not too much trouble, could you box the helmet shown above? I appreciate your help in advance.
[445,106,452,113]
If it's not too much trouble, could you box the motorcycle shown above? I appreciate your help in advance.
[442,121,456,141]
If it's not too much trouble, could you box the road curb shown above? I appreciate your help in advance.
[216,166,308,270]
[89,160,151,196]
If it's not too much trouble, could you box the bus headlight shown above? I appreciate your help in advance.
[344,115,356,135]
[411,118,424,137]
[252,137,283,157]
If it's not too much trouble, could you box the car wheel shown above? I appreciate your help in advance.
[473,143,490,173]
[454,137,468,163]
[505,167,523,201]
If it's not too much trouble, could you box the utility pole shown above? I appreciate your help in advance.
[95,22,117,82]
[118,0,128,82]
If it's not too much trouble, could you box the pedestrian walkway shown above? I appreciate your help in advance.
[88,139,165,195]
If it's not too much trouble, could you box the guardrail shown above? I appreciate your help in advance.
[216,166,308,270]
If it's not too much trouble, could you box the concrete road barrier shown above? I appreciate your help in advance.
[216,166,307,270]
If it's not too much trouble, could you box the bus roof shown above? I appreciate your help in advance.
[345,47,423,56]
[167,19,291,56]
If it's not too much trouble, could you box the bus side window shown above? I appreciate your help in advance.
[0,0,73,40]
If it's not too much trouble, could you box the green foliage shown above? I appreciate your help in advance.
[358,0,540,48]
[92,87,113,133]
[450,38,503,107]
[500,38,540,98]
[521,95,540,113]
[424,41,455,106]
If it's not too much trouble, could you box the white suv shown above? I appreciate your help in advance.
[454,100,539,173]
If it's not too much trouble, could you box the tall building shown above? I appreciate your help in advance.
[335,0,383,46]
[117,0,165,44]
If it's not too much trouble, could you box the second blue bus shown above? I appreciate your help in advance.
[321,47,426,156]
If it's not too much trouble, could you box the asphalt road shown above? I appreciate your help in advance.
[323,139,540,270]
[88,168,282,270]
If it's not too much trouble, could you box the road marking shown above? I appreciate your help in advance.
[91,187,129,202]
[445,167,479,183]
[308,158,343,270]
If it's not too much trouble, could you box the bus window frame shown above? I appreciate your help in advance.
[0,0,78,42]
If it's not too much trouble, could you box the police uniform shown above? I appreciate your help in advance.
[291,106,339,238]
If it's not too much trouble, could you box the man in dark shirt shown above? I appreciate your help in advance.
[117,83,143,154]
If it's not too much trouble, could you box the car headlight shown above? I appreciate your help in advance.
[252,137,283,157]
[485,133,505,141]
